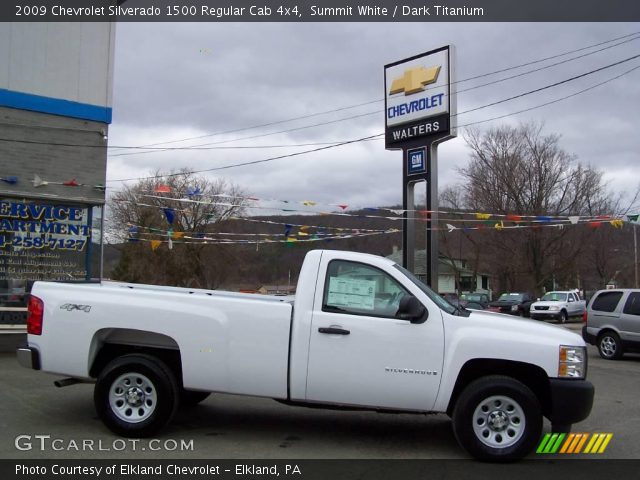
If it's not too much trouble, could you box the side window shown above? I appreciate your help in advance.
[623,292,640,316]
[322,260,409,318]
[591,291,623,313]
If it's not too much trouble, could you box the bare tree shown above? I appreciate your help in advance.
[107,170,247,289]
[459,122,615,294]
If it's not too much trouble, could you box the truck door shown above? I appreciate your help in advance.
[305,258,444,411]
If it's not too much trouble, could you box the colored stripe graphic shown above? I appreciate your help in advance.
[584,433,613,454]
[537,433,565,453]
[537,433,612,454]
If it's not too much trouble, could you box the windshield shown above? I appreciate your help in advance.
[541,292,568,302]
[463,294,484,302]
[394,264,458,315]
[498,293,523,301]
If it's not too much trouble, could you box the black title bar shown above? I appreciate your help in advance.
[2,0,640,22]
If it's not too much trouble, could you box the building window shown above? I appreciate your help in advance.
[459,276,475,292]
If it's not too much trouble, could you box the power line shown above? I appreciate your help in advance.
[456,35,640,95]
[0,136,377,151]
[457,63,640,128]
[2,54,637,178]
[455,52,640,117]
[106,133,385,182]
[108,30,640,151]
[107,57,640,183]
[108,111,380,157]
[109,45,640,158]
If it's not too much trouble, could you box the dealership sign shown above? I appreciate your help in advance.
[384,45,456,286]
[384,46,455,148]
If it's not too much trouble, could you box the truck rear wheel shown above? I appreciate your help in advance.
[94,354,179,437]
[452,375,542,461]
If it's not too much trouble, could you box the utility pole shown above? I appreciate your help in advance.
[634,224,638,288]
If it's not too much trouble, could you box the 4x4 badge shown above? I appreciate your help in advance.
[60,304,91,313]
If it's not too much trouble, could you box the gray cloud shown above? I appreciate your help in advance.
[108,22,640,211]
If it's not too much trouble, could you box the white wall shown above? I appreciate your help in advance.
[0,22,115,110]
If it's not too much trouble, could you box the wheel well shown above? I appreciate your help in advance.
[89,342,183,385]
[597,328,618,339]
[446,359,551,418]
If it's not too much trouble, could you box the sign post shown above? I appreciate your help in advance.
[385,45,456,287]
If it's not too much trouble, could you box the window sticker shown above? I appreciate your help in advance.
[327,277,376,311]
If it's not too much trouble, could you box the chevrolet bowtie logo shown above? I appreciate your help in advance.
[390,66,441,96]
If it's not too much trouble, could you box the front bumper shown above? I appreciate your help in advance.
[549,378,594,425]
[16,346,40,370]
[531,311,562,320]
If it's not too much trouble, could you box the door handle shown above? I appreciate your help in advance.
[318,327,350,335]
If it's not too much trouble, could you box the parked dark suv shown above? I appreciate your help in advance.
[488,292,535,317]
[582,289,640,360]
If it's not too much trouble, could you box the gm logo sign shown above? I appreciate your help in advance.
[390,66,441,96]
[407,148,426,175]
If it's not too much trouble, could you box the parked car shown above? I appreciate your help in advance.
[460,293,490,309]
[582,289,640,360]
[487,292,535,317]
[530,291,586,324]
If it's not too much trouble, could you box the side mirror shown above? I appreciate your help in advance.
[397,295,428,324]
[537,298,540,301]
[568,298,574,303]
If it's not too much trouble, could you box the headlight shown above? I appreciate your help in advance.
[558,345,587,379]
[549,306,560,311]
[511,305,518,312]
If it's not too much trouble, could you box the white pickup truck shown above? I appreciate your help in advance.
[530,291,587,324]
[17,250,594,461]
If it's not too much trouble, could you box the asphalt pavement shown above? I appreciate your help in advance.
[1,322,638,460]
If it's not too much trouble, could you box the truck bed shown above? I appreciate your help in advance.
[30,280,294,398]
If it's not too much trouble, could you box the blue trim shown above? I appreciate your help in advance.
[0,88,112,124]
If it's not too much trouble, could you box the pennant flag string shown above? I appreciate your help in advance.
[32,174,105,190]
[120,198,632,232]
[126,215,635,251]
[0,175,18,185]
[134,193,634,224]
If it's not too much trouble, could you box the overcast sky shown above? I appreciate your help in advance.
[106,22,640,215]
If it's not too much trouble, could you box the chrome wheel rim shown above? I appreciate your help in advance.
[600,336,617,357]
[472,395,525,448]
[109,372,157,423]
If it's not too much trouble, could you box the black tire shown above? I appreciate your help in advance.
[94,354,179,437]
[452,375,542,462]
[597,331,623,360]
[180,389,211,407]
[558,310,568,324]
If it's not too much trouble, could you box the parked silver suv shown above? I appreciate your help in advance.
[582,289,640,360]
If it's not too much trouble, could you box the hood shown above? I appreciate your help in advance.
[465,310,584,345]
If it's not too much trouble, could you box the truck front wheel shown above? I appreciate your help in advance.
[94,354,179,437]
[452,375,542,461]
